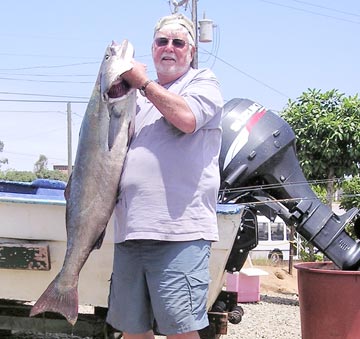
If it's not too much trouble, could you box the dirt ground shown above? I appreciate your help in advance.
[243,261,299,296]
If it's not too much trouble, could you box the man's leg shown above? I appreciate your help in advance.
[145,240,210,336]
[167,330,200,339]
[123,330,155,339]
[107,242,154,334]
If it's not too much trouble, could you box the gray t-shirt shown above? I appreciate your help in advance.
[114,67,223,242]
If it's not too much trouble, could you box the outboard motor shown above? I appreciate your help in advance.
[219,98,360,270]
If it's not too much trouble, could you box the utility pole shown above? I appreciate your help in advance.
[67,102,72,178]
[172,0,198,68]
[191,0,198,69]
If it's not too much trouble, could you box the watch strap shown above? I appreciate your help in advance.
[139,80,153,96]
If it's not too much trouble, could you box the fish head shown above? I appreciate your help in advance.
[100,39,135,103]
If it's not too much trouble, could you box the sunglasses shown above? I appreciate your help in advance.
[154,37,187,49]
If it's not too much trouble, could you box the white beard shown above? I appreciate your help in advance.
[155,51,192,78]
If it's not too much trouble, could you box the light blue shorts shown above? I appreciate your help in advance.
[106,239,211,335]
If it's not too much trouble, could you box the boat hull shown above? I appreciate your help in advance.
[0,182,244,309]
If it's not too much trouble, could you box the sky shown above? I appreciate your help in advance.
[0,0,359,171]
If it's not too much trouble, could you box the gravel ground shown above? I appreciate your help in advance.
[4,293,301,339]
[226,293,301,339]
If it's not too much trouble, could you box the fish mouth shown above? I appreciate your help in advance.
[107,78,131,99]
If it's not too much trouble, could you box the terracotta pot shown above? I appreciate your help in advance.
[295,262,360,339]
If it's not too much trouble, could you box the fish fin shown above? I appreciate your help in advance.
[119,39,135,71]
[108,104,128,150]
[30,275,79,326]
[127,118,135,146]
[92,228,106,250]
[113,109,134,149]
[108,107,120,150]
[119,39,129,58]
[120,39,134,60]
[64,174,72,201]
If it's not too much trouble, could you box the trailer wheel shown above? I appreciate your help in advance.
[228,305,244,324]
[268,250,283,265]
[104,323,123,339]
[0,330,12,336]
[198,324,223,339]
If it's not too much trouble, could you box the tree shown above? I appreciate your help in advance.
[34,154,48,173]
[0,140,8,168]
[340,176,360,210]
[339,175,360,239]
[281,89,360,206]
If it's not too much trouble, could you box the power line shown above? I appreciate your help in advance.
[0,99,87,103]
[291,0,360,18]
[3,127,68,141]
[1,150,66,162]
[0,52,98,60]
[0,76,92,84]
[0,110,65,113]
[0,72,94,77]
[0,53,151,72]
[0,91,89,100]
[200,47,290,99]
[0,109,84,119]
[258,0,360,25]
[219,177,346,195]
[0,61,99,71]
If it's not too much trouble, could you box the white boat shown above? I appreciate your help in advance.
[0,179,251,312]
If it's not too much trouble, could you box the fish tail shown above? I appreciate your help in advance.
[30,275,79,326]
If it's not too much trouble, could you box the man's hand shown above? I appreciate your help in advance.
[122,60,148,89]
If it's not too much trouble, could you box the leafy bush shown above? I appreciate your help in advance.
[0,171,36,182]
[340,176,360,210]
[299,246,324,262]
[0,170,68,182]
[35,169,68,182]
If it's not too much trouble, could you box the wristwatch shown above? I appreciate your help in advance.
[139,80,153,97]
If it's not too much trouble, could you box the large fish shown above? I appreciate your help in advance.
[30,40,136,325]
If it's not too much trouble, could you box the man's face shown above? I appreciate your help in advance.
[152,28,194,83]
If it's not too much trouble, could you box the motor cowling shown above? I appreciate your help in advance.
[219,98,360,270]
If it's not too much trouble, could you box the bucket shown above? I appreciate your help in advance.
[295,262,360,339]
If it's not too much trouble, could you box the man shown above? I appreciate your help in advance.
[106,13,223,339]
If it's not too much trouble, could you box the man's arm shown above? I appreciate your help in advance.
[142,80,196,133]
[122,61,196,134]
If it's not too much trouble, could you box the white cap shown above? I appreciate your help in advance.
[154,13,195,42]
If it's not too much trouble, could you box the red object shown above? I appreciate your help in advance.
[295,262,360,339]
